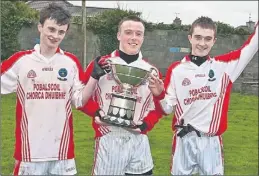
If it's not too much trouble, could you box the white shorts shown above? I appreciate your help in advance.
[171,131,224,175]
[92,129,153,175]
[13,158,77,175]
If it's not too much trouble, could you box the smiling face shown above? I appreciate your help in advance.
[38,18,68,50]
[117,20,145,55]
[188,26,216,57]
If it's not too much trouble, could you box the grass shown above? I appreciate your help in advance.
[1,93,258,175]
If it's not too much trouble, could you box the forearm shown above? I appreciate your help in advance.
[78,94,100,117]
[159,98,175,115]
[215,22,258,82]
[141,91,171,133]
[153,90,175,115]
[142,109,164,133]
[81,76,98,106]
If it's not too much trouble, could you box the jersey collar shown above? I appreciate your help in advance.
[183,54,211,62]
[34,44,64,55]
[111,49,143,60]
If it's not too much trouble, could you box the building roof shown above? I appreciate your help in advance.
[26,0,115,17]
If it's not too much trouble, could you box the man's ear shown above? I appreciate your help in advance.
[213,37,217,44]
[188,34,192,43]
[38,23,42,33]
[117,31,121,41]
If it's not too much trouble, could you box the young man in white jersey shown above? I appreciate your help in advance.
[80,16,164,175]
[148,16,258,175]
[1,3,103,175]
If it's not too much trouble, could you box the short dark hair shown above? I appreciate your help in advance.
[189,16,217,37]
[39,3,71,29]
[118,15,145,32]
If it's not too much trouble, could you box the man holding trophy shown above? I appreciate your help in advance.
[80,16,165,175]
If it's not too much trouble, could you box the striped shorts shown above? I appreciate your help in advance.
[13,158,76,175]
[171,131,224,175]
[92,129,153,175]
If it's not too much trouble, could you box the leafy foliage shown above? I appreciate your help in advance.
[145,22,191,32]
[1,1,39,60]
[215,21,250,36]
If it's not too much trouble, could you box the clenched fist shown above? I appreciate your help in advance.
[91,56,111,80]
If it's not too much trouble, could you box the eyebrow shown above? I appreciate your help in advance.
[59,30,66,33]
[124,29,143,33]
[194,35,213,39]
[48,26,55,29]
[47,27,66,32]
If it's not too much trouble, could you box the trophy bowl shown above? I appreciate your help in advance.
[101,63,151,128]
[112,64,150,87]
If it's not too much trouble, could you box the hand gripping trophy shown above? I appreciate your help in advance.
[100,57,157,128]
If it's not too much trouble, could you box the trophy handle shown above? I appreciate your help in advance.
[150,67,158,77]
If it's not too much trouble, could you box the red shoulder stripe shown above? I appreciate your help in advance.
[215,22,258,62]
[164,61,181,91]
[1,50,33,75]
[64,52,85,83]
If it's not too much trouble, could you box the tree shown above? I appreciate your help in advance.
[86,8,142,55]
[1,1,38,60]
[215,21,235,36]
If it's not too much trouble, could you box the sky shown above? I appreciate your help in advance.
[68,1,258,27]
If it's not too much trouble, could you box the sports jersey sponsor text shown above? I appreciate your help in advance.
[195,74,206,77]
[184,86,217,105]
[42,67,53,71]
[33,83,61,91]
[26,83,66,100]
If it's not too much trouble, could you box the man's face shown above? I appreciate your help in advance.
[117,20,145,55]
[38,19,68,49]
[188,26,216,57]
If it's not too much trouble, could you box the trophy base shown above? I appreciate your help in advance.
[100,115,137,128]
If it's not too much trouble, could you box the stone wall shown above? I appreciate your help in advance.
[18,23,258,95]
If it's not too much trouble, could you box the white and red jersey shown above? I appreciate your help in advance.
[156,22,258,136]
[80,50,164,138]
[1,44,86,162]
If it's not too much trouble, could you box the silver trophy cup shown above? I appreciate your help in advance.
[101,62,152,128]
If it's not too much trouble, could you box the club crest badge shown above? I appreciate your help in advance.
[27,69,37,78]
[182,78,191,86]
[58,68,68,81]
[208,69,216,81]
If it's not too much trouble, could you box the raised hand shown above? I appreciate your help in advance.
[148,73,164,97]
[98,56,111,73]
[91,56,111,80]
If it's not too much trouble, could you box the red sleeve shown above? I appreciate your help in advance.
[79,96,100,117]
[142,108,164,134]
[77,60,100,117]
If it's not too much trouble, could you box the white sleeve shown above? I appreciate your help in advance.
[1,57,20,94]
[160,75,177,114]
[71,64,84,108]
[216,23,258,82]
